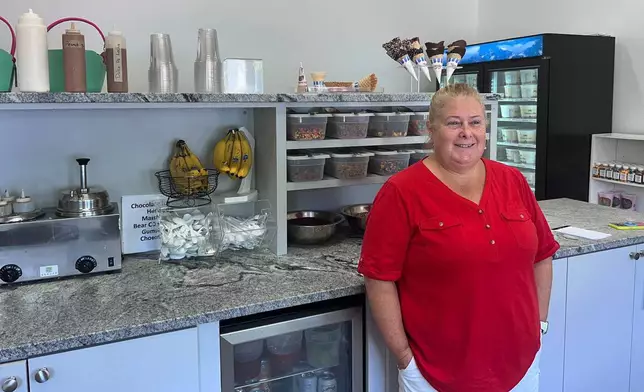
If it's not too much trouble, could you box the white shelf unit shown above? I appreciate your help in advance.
[286,136,428,150]
[281,98,499,254]
[287,174,392,191]
[589,133,644,212]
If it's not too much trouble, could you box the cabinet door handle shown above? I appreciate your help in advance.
[630,251,640,260]
[34,367,50,383]
[1,377,18,392]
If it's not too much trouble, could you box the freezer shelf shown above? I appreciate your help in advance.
[498,118,537,123]
[497,142,536,149]
[500,161,536,170]
[237,363,335,390]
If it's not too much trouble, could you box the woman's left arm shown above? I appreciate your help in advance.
[534,257,553,321]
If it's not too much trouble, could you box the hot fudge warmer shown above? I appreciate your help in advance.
[0,158,122,285]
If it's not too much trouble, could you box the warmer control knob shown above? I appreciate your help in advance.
[75,256,97,274]
[0,264,22,283]
[1,376,18,392]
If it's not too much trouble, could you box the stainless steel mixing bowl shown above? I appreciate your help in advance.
[340,204,372,231]
[287,210,345,245]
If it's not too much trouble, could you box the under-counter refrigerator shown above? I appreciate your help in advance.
[220,297,363,391]
[444,34,615,201]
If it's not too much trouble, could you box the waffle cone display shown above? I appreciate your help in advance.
[325,73,378,91]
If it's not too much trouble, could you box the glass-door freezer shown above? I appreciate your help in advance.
[489,67,539,193]
[221,306,363,392]
[441,71,479,90]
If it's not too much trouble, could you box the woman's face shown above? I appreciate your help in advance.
[429,96,486,172]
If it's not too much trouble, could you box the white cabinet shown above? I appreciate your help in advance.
[28,328,200,392]
[540,258,567,392]
[0,361,28,392]
[630,246,644,392]
[564,246,637,392]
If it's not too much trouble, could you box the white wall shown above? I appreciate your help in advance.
[477,0,637,133]
[0,0,478,93]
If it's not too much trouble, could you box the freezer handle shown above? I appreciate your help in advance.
[220,306,361,345]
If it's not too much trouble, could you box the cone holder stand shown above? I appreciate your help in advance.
[399,63,463,92]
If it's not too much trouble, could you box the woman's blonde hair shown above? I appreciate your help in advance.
[428,83,485,126]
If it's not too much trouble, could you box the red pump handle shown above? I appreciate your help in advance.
[0,16,17,61]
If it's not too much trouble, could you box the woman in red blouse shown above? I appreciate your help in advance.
[359,84,560,392]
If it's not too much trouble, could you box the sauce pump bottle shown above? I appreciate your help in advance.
[105,29,128,92]
[62,22,87,92]
[15,9,50,92]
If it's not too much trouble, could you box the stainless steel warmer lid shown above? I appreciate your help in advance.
[56,158,114,218]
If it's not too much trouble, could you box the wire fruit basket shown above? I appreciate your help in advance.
[155,168,219,208]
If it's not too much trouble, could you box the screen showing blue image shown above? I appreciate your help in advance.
[448,35,544,65]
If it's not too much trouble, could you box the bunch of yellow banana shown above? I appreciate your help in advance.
[213,129,253,179]
[169,140,209,195]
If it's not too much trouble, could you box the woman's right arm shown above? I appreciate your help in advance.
[358,182,413,368]
[365,277,413,369]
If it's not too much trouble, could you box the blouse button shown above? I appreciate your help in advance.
[520,214,525,219]
[478,209,484,214]
[439,222,444,227]
[485,224,491,229]
[490,240,496,245]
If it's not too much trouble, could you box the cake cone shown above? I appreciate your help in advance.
[412,53,432,82]
[398,54,418,81]
[430,55,443,81]
[445,40,467,84]
[418,64,432,82]
[445,53,462,83]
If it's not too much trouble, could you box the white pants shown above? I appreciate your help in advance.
[398,347,541,392]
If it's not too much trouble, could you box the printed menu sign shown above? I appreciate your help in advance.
[121,194,165,254]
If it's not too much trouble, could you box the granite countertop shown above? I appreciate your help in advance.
[0,92,501,105]
[1,198,643,362]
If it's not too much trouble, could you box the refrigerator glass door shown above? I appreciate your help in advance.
[490,67,538,193]
[220,307,363,392]
[483,101,499,160]
[442,71,479,90]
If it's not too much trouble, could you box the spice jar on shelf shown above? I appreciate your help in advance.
[612,164,620,181]
[628,166,637,183]
[635,167,644,184]
[620,165,630,182]
[592,162,600,178]
[598,162,607,179]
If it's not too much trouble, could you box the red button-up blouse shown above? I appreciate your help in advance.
[358,159,560,392]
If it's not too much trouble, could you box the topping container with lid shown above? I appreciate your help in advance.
[367,112,411,137]
[287,113,331,141]
[366,148,411,175]
[286,152,329,182]
[324,150,374,179]
[326,112,373,139]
